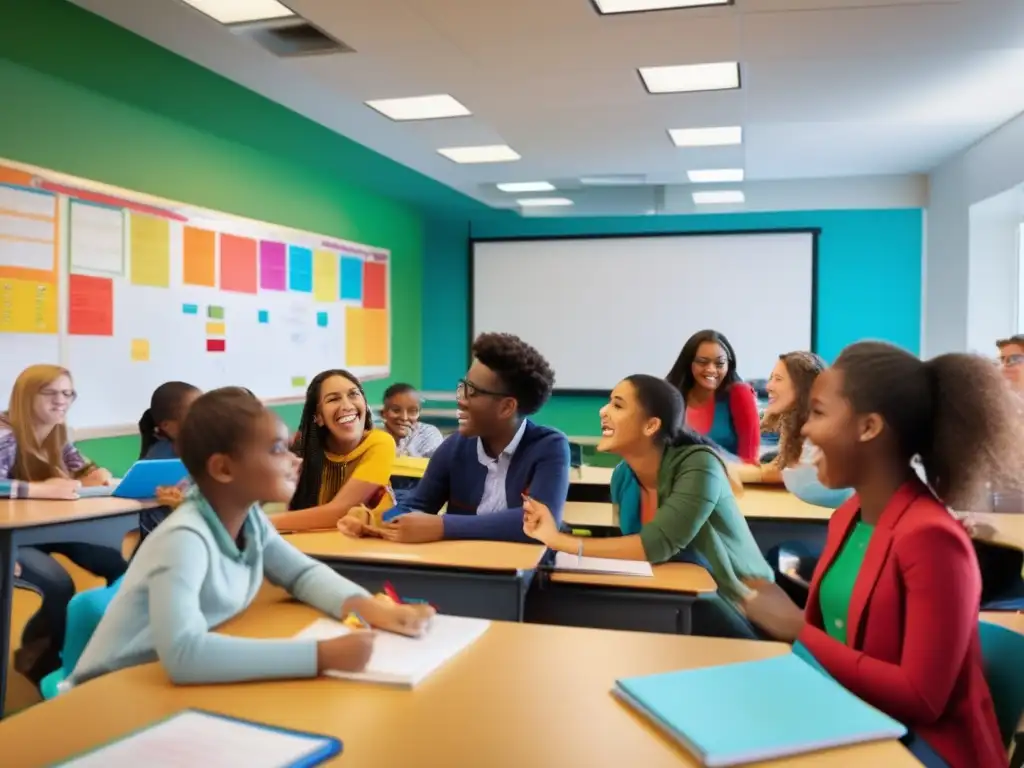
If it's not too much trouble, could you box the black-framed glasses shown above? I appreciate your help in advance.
[456,378,510,400]
[38,388,77,403]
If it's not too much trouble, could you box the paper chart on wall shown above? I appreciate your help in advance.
[70,200,125,275]
[0,185,56,272]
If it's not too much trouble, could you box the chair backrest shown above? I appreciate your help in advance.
[61,577,123,674]
[979,620,1024,746]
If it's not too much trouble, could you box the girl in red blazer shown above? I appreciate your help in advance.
[745,341,1022,768]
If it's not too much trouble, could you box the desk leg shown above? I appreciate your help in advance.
[0,530,14,718]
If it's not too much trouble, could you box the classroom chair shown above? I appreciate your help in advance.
[978,620,1024,768]
[38,577,123,699]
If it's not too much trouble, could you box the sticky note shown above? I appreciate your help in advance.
[207,305,224,319]
[291,376,307,388]
[182,303,199,315]
[68,275,113,337]
[316,311,329,328]
[206,321,226,336]
[258,309,269,324]
[130,338,150,362]
[206,338,226,353]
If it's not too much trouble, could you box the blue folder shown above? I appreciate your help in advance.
[76,459,189,500]
[613,653,906,767]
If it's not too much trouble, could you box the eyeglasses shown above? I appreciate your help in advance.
[38,388,77,403]
[999,354,1024,368]
[456,378,510,400]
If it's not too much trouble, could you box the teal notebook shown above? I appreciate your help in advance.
[613,653,906,767]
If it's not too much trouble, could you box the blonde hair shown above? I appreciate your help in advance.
[8,364,73,481]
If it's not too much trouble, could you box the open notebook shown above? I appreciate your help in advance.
[295,614,489,688]
[553,551,653,577]
[613,653,905,767]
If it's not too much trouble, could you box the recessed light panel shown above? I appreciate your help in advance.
[517,198,574,207]
[180,0,295,24]
[693,190,745,204]
[669,126,743,147]
[639,62,740,94]
[497,182,555,193]
[688,169,745,183]
[366,94,470,121]
[439,145,521,164]
[594,0,730,13]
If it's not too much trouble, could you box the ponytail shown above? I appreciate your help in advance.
[138,407,158,460]
[139,381,201,461]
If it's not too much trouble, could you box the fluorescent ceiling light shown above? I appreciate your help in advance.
[517,198,574,207]
[365,94,470,121]
[669,126,743,147]
[580,175,646,186]
[688,168,744,183]
[180,0,295,24]
[497,182,555,193]
[639,62,740,94]
[438,145,521,164]
[594,0,730,13]
[693,190,745,204]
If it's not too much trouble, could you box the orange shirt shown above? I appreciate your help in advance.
[640,486,658,525]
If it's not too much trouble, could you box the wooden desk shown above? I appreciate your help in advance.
[284,532,545,622]
[0,589,916,768]
[0,497,147,718]
[567,465,614,502]
[981,610,1024,634]
[963,512,1024,553]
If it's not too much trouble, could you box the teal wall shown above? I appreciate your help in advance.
[425,209,924,436]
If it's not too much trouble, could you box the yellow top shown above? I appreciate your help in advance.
[318,428,396,516]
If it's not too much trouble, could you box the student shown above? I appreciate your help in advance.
[666,330,760,464]
[522,374,773,624]
[380,383,444,458]
[374,332,569,544]
[66,387,432,688]
[273,370,396,532]
[996,334,1024,396]
[744,341,1015,768]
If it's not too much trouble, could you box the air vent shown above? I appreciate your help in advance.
[241,19,355,58]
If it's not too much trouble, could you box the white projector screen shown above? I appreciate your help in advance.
[472,232,816,391]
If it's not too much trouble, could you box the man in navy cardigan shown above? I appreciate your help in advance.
[380,333,570,543]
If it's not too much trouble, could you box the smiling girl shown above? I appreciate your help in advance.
[273,370,396,533]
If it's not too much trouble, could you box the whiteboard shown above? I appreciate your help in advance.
[0,157,391,432]
[472,233,815,391]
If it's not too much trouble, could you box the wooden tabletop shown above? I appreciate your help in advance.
[980,610,1024,634]
[571,465,614,485]
[284,531,546,572]
[0,497,147,530]
[0,586,916,768]
[963,511,1024,552]
[564,500,620,528]
[550,562,718,594]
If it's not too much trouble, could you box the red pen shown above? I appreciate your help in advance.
[383,581,402,604]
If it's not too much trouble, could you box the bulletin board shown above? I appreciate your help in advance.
[0,158,390,434]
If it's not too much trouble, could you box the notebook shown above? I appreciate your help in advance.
[613,654,906,767]
[553,551,653,577]
[56,709,341,767]
[76,459,189,500]
[295,614,489,688]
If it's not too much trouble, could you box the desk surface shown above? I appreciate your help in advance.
[965,511,1024,552]
[0,587,916,768]
[551,562,718,594]
[284,531,545,572]
[980,610,1024,634]
[0,497,146,530]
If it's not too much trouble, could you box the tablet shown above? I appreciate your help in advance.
[77,459,189,500]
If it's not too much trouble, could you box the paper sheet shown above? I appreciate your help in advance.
[57,710,334,768]
[130,338,150,362]
[129,213,170,288]
[70,200,124,275]
[259,241,287,291]
[313,249,339,302]
[554,551,654,577]
[295,614,490,687]
[220,234,258,294]
[182,227,216,287]
[68,274,114,336]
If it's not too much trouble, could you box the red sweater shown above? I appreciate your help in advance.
[798,482,1006,768]
[684,383,760,464]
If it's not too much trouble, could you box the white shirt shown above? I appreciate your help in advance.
[475,419,528,515]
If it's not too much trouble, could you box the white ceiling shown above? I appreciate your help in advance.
[67,0,1024,215]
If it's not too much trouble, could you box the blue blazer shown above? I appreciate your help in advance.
[385,421,570,543]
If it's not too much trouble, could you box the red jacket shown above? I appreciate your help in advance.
[797,481,1006,768]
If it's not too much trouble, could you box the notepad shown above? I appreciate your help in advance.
[56,709,341,767]
[613,654,906,767]
[295,614,490,687]
[553,551,653,577]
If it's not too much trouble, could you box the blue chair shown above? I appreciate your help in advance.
[39,577,123,699]
[978,620,1024,768]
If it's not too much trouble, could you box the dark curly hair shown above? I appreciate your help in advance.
[835,341,1024,509]
[762,351,825,470]
[666,329,744,402]
[472,333,555,416]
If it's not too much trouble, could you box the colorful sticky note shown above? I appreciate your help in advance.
[182,303,199,315]
[207,305,224,319]
[206,338,226,353]
[260,241,287,291]
[258,309,269,324]
[288,246,313,293]
[291,376,307,388]
[183,227,216,287]
[363,261,387,309]
[345,307,388,367]
[68,274,113,336]
[206,321,226,336]
[0,278,57,334]
[313,250,339,303]
[130,338,150,362]
[316,311,329,328]
[220,234,257,294]
[340,256,363,301]
[129,213,170,288]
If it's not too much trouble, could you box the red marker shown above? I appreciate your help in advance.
[383,581,402,604]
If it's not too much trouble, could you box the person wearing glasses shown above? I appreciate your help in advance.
[1,365,126,688]
[996,334,1024,396]
[369,332,570,544]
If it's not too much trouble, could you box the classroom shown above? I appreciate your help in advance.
[2,0,1024,766]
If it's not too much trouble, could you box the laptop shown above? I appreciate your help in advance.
[77,459,189,500]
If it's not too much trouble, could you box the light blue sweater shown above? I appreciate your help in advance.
[67,490,369,687]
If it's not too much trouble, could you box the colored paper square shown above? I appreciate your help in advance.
[288,246,313,292]
[130,338,150,362]
[183,227,216,287]
[259,241,287,291]
[340,256,363,301]
[129,213,170,288]
[363,261,386,309]
[345,307,388,367]
[182,303,199,315]
[0,278,57,334]
[208,305,224,319]
[206,321,226,336]
[220,234,257,294]
[316,311,329,328]
[313,249,339,303]
[206,338,226,353]
[258,309,269,324]
[291,376,307,388]
[68,274,113,336]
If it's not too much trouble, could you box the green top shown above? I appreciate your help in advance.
[819,520,875,644]
[635,445,775,604]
